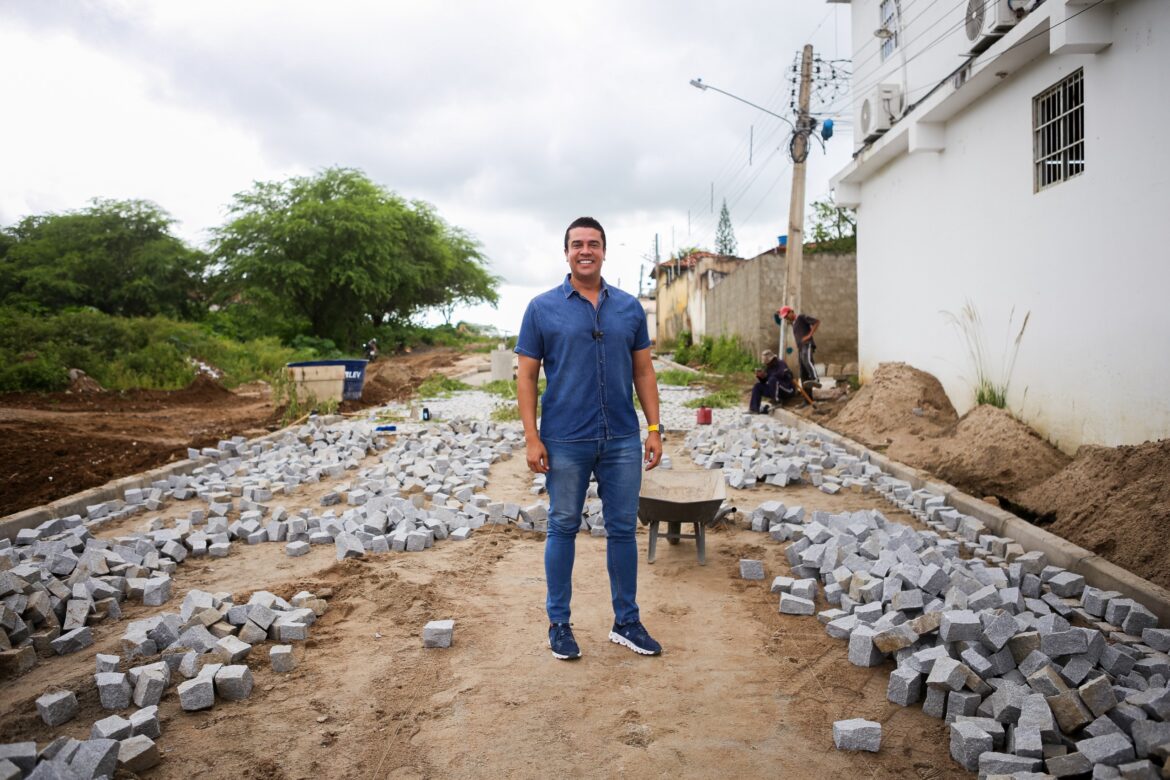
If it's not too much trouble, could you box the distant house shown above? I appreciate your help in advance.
[653,247,858,370]
[653,252,745,347]
[830,0,1170,451]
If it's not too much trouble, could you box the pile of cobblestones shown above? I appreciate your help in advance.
[709,418,1170,776]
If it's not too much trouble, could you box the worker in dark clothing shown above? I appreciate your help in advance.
[776,305,821,388]
[750,349,795,413]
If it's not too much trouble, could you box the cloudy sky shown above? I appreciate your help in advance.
[0,0,855,334]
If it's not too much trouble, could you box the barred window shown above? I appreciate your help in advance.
[879,0,899,61]
[1033,69,1084,191]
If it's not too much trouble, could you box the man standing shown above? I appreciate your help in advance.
[776,305,821,389]
[515,216,664,661]
[750,349,795,413]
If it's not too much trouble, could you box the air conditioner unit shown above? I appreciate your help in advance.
[965,0,1020,53]
[1007,0,1043,13]
[858,84,905,142]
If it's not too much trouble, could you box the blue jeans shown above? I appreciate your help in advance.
[544,434,642,626]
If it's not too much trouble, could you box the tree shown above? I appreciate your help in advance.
[0,199,208,318]
[211,168,499,347]
[809,196,857,251]
[714,198,738,256]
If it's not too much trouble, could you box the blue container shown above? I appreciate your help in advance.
[286,359,369,401]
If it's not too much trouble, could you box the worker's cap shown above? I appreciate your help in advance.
[761,350,776,362]
[778,305,794,318]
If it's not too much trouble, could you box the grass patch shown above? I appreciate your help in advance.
[673,334,755,373]
[657,368,706,386]
[490,405,522,422]
[942,301,1030,410]
[682,388,742,409]
[416,373,471,398]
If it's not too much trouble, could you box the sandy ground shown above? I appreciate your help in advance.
[0,434,966,780]
[0,349,467,517]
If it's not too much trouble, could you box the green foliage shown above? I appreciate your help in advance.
[682,388,741,409]
[481,379,518,399]
[271,369,340,426]
[490,404,521,422]
[668,246,704,263]
[715,199,738,256]
[942,300,1030,410]
[416,373,471,398]
[0,199,209,319]
[706,336,755,373]
[211,167,499,349]
[673,334,754,373]
[0,309,321,392]
[808,196,857,254]
[657,369,705,386]
[672,330,695,364]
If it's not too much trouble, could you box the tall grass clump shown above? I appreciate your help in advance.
[415,373,471,398]
[657,369,705,387]
[942,300,1030,409]
[669,332,754,374]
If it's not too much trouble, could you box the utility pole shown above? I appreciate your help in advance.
[781,43,814,377]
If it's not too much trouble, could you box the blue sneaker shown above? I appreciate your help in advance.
[548,623,581,660]
[609,621,662,656]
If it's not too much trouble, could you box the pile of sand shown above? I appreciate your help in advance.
[917,405,1070,506]
[825,361,1170,589]
[1019,439,1170,590]
[830,362,957,448]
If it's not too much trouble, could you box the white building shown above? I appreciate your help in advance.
[830,0,1170,452]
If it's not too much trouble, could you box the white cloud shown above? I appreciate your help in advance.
[0,0,855,330]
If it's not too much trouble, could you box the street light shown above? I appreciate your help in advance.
[690,50,815,386]
[689,78,795,130]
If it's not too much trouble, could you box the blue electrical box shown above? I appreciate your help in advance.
[822,119,834,140]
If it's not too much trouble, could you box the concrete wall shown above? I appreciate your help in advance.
[639,295,657,344]
[691,249,859,369]
[840,0,1170,451]
[654,256,745,346]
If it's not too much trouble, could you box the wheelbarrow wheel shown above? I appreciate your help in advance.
[667,522,681,545]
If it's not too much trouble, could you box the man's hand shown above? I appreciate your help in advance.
[526,436,549,474]
[643,431,662,471]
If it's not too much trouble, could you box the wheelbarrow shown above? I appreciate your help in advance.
[637,470,735,565]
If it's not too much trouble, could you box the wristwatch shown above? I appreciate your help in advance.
[646,424,660,433]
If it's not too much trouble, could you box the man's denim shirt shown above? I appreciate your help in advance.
[515,274,650,442]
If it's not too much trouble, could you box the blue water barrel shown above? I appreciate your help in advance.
[285,359,368,400]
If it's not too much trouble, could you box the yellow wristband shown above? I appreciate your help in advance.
[646,424,660,433]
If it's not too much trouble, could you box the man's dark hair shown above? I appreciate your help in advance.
[564,216,606,251]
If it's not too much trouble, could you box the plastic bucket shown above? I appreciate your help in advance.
[286,359,368,401]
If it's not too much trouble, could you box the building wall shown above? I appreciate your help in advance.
[851,0,1170,451]
[850,0,980,152]
[654,256,746,346]
[655,271,691,346]
[639,296,657,344]
[702,250,858,369]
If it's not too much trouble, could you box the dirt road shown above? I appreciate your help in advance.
[0,435,964,779]
[0,348,474,517]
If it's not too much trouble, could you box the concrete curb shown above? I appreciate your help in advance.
[0,414,346,543]
[653,354,701,374]
[768,405,1170,628]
